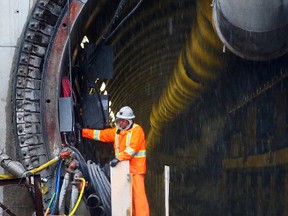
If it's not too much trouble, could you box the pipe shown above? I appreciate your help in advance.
[87,160,111,215]
[70,183,79,213]
[86,194,101,209]
[58,172,71,214]
[93,206,106,216]
[212,0,288,61]
[0,151,26,177]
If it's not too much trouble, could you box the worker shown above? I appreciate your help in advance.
[82,106,150,216]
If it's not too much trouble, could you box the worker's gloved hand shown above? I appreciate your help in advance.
[110,158,120,167]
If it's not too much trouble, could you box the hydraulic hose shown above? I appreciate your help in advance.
[68,178,86,216]
[50,160,63,215]
[0,153,67,179]
[29,156,60,175]
[0,174,15,179]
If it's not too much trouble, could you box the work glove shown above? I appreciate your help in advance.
[110,158,120,167]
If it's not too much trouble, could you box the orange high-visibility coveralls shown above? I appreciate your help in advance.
[82,123,150,216]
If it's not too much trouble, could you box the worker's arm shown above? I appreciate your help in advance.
[117,126,144,161]
[82,127,116,143]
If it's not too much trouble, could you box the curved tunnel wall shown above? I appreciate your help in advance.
[10,0,288,215]
[11,0,288,171]
[147,0,229,149]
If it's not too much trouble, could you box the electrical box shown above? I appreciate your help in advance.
[82,94,109,129]
[84,44,114,80]
[59,97,73,132]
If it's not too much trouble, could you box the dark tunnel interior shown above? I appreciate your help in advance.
[70,0,288,215]
[11,0,288,215]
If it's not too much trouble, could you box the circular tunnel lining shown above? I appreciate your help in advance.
[11,0,95,208]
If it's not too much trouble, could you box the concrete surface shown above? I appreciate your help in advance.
[0,1,35,215]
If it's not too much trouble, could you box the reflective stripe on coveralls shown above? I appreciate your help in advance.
[115,124,146,158]
[93,130,100,140]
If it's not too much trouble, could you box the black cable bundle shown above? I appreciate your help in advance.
[87,160,111,216]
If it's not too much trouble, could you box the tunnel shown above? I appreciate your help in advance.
[11,0,288,215]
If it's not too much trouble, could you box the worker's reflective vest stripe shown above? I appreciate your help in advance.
[115,124,146,159]
[93,130,100,140]
[82,123,147,174]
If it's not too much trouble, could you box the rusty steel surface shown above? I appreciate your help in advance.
[0,175,43,216]
[12,0,85,208]
[42,0,85,160]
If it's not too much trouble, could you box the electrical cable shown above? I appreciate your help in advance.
[88,0,128,65]
[94,162,111,213]
[87,161,100,195]
[68,178,86,216]
[44,193,55,216]
[87,160,111,216]
[74,152,90,182]
[50,160,63,215]
[101,0,128,42]
[61,76,77,104]
[95,165,111,197]
[67,0,75,133]
[61,76,71,97]
[105,0,144,41]
[68,145,90,182]
[88,0,143,65]
[83,0,144,130]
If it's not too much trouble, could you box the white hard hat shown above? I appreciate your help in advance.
[116,106,135,120]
